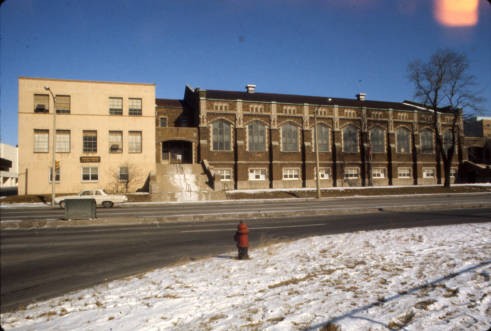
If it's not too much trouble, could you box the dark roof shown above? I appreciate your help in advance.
[204,89,418,111]
[156,98,184,108]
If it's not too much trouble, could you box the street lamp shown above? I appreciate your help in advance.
[44,86,57,207]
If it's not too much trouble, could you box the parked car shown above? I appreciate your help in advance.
[54,189,128,208]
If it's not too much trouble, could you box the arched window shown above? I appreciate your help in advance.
[369,127,385,153]
[343,125,358,153]
[443,129,453,153]
[281,123,298,152]
[420,129,434,154]
[396,127,410,153]
[248,121,266,152]
[316,124,330,152]
[212,120,231,151]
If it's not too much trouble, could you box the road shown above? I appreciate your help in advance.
[1,207,490,312]
[2,192,491,222]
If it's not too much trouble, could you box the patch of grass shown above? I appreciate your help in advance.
[415,299,437,310]
[388,310,415,330]
[320,323,342,331]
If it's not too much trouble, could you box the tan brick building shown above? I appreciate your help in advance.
[156,85,464,191]
[18,77,156,195]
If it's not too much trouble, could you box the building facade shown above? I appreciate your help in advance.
[18,77,466,195]
[18,77,156,195]
[0,143,18,191]
[157,85,464,191]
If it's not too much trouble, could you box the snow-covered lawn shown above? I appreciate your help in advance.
[2,223,490,330]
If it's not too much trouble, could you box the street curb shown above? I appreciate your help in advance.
[2,202,490,230]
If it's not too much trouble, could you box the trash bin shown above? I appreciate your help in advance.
[64,199,97,220]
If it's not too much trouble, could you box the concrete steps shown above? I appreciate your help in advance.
[151,163,225,201]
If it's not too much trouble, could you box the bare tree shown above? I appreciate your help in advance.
[407,49,483,187]
[108,163,145,193]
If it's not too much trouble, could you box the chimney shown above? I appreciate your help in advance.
[246,84,256,94]
[356,93,366,101]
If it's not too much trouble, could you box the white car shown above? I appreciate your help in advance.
[54,189,128,208]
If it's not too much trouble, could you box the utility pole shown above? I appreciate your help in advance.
[45,86,57,207]
[314,108,321,199]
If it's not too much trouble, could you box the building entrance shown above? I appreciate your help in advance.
[162,141,193,164]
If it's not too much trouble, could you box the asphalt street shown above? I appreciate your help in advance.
[1,207,490,312]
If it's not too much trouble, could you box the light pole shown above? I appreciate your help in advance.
[314,108,321,199]
[45,86,56,207]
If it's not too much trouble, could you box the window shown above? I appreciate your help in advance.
[83,131,97,153]
[420,129,434,154]
[55,95,70,114]
[128,131,142,153]
[344,167,359,180]
[369,127,385,153]
[56,130,70,153]
[249,168,267,181]
[109,97,123,115]
[281,123,298,152]
[129,98,142,116]
[315,167,330,180]
[159,117,168,127]
[49,167,60,182]
[343,125,358,153]
[109,131,123,153]
[248,121,266,152]
[34,129,49,152]
[443,129,453,153]
[372,168,386,179]
[283,168,300,180]
[398,167,411,178]
[34,94,49,113]
[396,127,411,153]
[423,168,435,179]
[212,120,231,151]
[216,168,232,181]
[119,167,129,182]
[315,124,330,152]
[82,167,98,181]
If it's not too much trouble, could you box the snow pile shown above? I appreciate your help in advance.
[2,223,490,330]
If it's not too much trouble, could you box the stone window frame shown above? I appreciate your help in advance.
[282,167,300,180]
[369,126,386,154]
[395,126,411,154]
[423,167,435,179]
[398,167,412,179]
[246,120,268,152]
[210,119,233,152]
[216,168,232,181]
[314,167,331,180]
[372,167,386,179]
[342,124,359,153]
[248,168,267,181]
[420,128,434,154]
[313,123,330,153]
[344,167,359,180]
[280,122,300,152]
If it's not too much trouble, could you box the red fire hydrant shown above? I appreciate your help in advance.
[234,221,249,260]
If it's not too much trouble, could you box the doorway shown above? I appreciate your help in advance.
[162,140,193,164]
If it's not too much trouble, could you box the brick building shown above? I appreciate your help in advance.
[156,84,464,191]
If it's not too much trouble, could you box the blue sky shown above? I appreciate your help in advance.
[1,0,490,146]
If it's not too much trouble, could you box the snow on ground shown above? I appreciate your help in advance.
[1,223,490,330]
[170,166,200,202]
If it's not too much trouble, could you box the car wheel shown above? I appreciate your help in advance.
[59,201,65,209]
[102,201,113,208]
